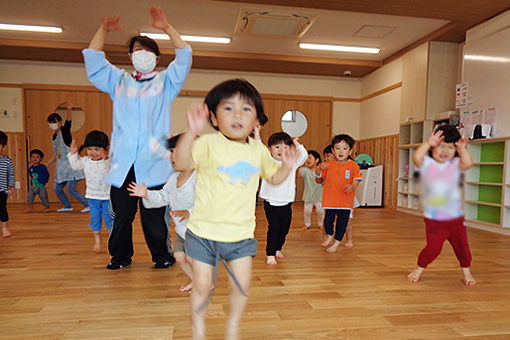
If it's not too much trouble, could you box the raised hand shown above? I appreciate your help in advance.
[65,100,74,111]
[427,130,444,148]
[170,210,190,222]
[70,140,78,154]
[149,5,169,30]
[281,146,299,169]
[252,122,262,141]
[101,15,122,32]
[127,181,148,199]
[187,103,210,136]
[455,137,468,151]
[344,184,354,193]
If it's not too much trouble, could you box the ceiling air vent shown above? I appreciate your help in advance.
[235,9,318,37]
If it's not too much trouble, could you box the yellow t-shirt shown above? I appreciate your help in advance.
[188,132,279,242]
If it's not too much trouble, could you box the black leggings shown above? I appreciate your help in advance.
[324,209,350,241]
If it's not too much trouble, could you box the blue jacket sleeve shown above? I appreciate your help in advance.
[40,165,50,185]
[164,45,192,102]
[82,48,124,97]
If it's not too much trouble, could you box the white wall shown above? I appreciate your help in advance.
[0,87,23,132]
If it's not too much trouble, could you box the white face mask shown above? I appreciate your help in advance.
[131,50,157,74]
[48,123,59,131]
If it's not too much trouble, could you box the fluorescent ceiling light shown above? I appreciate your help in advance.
[299,43,379,54]
[0,23,62,33]
[464,55,510,63]
[141,32,230,44]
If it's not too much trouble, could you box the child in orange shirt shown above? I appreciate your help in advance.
[317,134,362,252]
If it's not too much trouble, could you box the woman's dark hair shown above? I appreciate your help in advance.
[79,130,109,153]
[308,150,321,163]
[268,132,293,147]
[47,113,62,123]
[332,134,355,150]
[166,133,183,150]
[128,36,160,56]
[30,149,44,159]
[204,79,267,130]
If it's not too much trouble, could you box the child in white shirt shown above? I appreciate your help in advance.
[68,131,112,252]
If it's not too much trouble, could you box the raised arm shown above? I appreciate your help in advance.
[265,146,300,185]
[149,5,187,49]
[456,138,474,171]
[413,130,443,168]
[64,100,73,121]
[88,15,122,51]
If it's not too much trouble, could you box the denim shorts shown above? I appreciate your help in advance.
[185,229,258,266]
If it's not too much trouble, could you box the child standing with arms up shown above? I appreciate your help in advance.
[407,125,476,286]
[259,133,307,265]
[25,149,50,212]
[299,150,324,230]
[174,79,298,340]
[0,131,14,237]
[317,134,362,253]
[68,131,112,253]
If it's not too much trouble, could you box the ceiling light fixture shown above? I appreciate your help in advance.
[141,32,230,44]
[299,43,379,54]
[0,23,62,33]
[464,55,510,63]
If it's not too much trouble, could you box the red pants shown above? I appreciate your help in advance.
[417,217,472,268]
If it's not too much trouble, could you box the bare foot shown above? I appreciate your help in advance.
[42,207,51,213]
[326,240,341,253]
[407,267,424,283]
[92,245,101,253]
[344,241,354,248]
[302,226,310,230]
[266,256,277,265]
[2,227,11,238]
[462,268,477,286]
[24,208,33,213]
[321,235,333,247]
[275,251,284,258]
[179,281,193,293]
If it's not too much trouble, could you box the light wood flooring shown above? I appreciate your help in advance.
[1,203,510,339]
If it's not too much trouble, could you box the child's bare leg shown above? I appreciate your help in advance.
[266,255,277,265]
[462,267,476,286]
[2,222,11,237]
[175,252,193,292]
[92,231,101,253]
[407,266,424,282]
[226,256,252,340]
[344,224,354,248]
[321,235,333,246]
[326,240,341,253]
[190,259,214,340]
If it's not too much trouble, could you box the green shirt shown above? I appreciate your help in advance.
[299,167,323,203]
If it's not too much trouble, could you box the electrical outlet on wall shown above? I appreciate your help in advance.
[15,181,20,189]
[1,110,8,118]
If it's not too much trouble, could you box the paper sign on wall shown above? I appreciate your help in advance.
[456,82,472,108]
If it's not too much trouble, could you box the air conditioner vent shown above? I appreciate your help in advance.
[235,9,318,37]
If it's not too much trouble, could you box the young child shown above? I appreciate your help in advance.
[68,131,112,253]
[317,134,362,253]
[173,78,298,340]
[259,132,307,265]
[407,125,476,286]
[82,5,192,269]
[299,150,324,230]
[25,149,50,212]
[323,144,335,163]
[128,134,195,293]
[0,131,14,237]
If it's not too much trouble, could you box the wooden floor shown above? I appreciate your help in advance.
[1,203,510,340]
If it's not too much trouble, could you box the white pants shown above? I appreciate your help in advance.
[304,202,324,227]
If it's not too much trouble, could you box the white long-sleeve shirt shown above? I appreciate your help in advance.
[142,171,195,239]
[68,153,111,200]
[259,144,308,206]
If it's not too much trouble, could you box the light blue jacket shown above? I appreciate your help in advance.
[82,45,192,188]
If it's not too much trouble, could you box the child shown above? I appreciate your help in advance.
[68,131,113,253]
[259,132,307,265]
[0,131,14,237]
[46,101,88,213]
[317,134,362,253]
[407,125,476,286]
[25,149,50,212]
[128,134,195,293]
[323,144,335,163]
[299,150,324,230]
[173,78,298,340]
[82,5,192,269]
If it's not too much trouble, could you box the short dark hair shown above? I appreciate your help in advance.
[323,144,333,155]
[166,133,183,150]
[30,149,44,159]
[47,113,62,123]
[268,132,293,147]
[332,134,355,150]
[128,35,160,56]
[79,130,109,153]
[205,79,267,130]
[436,124,461,143]
[308,150,321,163]
[0,131,7,146]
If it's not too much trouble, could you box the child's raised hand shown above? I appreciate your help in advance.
[170,210,190,222]
[456,137,468,151]
[101,15,122,32]
[427,130,444,148]
[70,140,78,154]
[65,100,74,110]
[149,5,169,30]
[127,181,148,199]
[319,162,329,170]
[252,123,262,141]
[281,146,299,168]
[344,184,354,193]
[187,103,210,136]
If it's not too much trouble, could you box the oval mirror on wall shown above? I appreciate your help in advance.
[281,110,308,137]
[54,102,85,132]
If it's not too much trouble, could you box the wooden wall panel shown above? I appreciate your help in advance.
[4,132,27,203]
[352,134,399,209]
